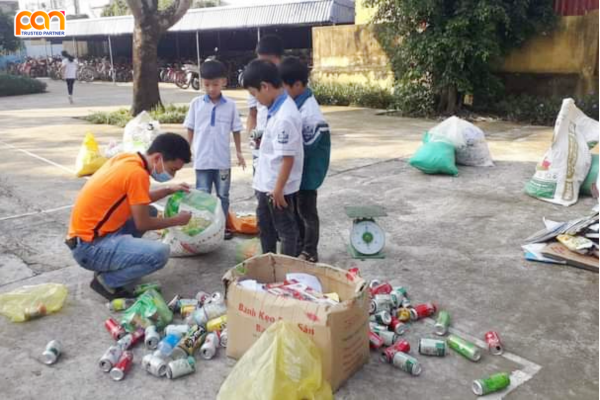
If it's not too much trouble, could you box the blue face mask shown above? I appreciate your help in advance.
[151,157,173,183]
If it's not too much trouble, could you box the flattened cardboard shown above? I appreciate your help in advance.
[542,242,599,272]
[223,253,370,391]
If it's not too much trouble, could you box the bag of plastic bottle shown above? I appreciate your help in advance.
[120,289,172,332]
[75,132,107,177]
[0,283,68,322]
[217,321,333,400]
[162,190,225,256]
[122,111,160,153]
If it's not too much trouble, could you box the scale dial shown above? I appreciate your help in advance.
[350,220,385,255]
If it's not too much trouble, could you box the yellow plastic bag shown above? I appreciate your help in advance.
[0,283,68,322]
[217,321,333,400]
[75,132,107,177]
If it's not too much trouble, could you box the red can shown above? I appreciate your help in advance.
[484,331,504,355]
[105,318,126,341]
[389,317,408,335]
[109,351,133,381]
[131,328,145,347]
[370,282,393,297]
[409,303,437,321]
[380,339,411,363]
[348,267,361,277]
[369,331,384,350]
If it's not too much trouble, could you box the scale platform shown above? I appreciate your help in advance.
[345,205,387,260]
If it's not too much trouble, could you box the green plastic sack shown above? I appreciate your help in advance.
[409,133,459,175]
[581,154,599,195]
[235,238,262,264]
[0,283,68,322]
[217,321,333,400]
[120,289,172,332]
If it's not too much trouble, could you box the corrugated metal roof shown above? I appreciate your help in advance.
[62,0,354,37]
[554,0,598,15]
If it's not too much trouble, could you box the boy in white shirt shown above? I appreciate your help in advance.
[183,60,246,240]
[279,57,331,263]
[242,59,303,256]
[246,35,285,174]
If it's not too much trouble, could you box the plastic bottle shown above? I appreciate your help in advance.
[157,332,182,357]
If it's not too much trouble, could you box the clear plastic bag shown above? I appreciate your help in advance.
[0,283,68,322]
[217,321,333,400]
[120,289,172,332]
[122,111,160,153]
[75,132,107,177]
[234,237,262,264]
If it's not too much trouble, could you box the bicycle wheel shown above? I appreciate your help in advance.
[175,71,189,89]
[191,76,200,91]
[80,67,94,83]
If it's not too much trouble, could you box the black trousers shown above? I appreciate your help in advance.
[256,191,298,257]
[66,79,75,95]
[295,190,319,258]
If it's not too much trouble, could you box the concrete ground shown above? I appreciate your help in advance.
[0,79,597,400]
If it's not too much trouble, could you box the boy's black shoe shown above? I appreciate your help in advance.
[90,275,133,300]
[224,229,234,240]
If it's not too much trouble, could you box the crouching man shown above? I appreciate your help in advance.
[66,133,192,300]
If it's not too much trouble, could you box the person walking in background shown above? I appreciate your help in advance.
[61,50,78,104]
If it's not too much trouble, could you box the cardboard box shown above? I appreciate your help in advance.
[222,253,370,391]
[542,242,599,272]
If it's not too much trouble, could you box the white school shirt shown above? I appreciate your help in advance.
[247,94,268,131]
[298,95,327,145]
[62,59,78,79]
[252,93,304,195]
[183,94,243,170]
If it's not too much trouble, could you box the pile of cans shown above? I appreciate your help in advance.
[361,271,511,396]
[97,287,227,382]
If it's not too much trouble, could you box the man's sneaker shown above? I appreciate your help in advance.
[224,229,234,240]
[68,95,73,104]
[90,275,133,300]
[298,251,318,263]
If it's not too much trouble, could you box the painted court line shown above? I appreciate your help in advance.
[0,205,74,222]
[0,139,76,175]
[423,318,542,399]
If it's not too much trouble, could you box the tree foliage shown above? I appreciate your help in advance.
[365,0,557,115]
[102,0,219,16]
[0,10,19,53]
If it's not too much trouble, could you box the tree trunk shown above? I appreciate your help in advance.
[438,85,458,115]
[131,21,162,116]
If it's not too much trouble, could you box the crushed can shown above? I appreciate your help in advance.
[167,356,196,379]
[104,318,126,341]
[110,351,133,381]
[380,339,410,363]
[370,282,393,296]
[144,325,160,350]
[99,345,123,372]
[484,331,504,355]
[369,331,384,350]
[392,351,422,376]
[116,328,145,350]
[472,372,511,396]
[390,317,408,335]
[418,338,446,357]
[410,303,437,321]
[42,340,61,365]
[200,332,220,360]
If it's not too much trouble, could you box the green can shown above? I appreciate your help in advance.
[134,282,162,296]
[446,334,481,361]
[390,287,408,307]
[434,310,450,336]
[472,372,511,396]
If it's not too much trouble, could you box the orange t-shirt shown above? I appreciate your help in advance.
[68,152,152,242]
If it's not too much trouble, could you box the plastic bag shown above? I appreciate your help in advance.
[525,99,597,206]
[162,190,225,256]
[0,283,68,322]
[235,237,262,264]
[75,132,107,177]
[428,116,468,149]
[581,154,599,196]
[122,111,160,153]
[227,211,259,235]
[409,133,459,175]
[120,289,172,332]
[217,321,333,400]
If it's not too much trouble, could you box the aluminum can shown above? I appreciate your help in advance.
[472,372,511,396]
[104,318,126,341]
[165,324,190,337]
[368,279,381,289]
[145,354,168,377]
[167,295,181,312]
[389,317,408,335]
[106,298,136,312]
[207,315,228,332]
[376,330,397,347]
[166,356,196,379]
[418,338,446,357]
[484,331,504,355]
[172,325,206,359]
[390,287,408,307]
[178,298,199,309]
[434,311,450,336]
[371,296,392,314]
[369,331,384,350]
[401,297,412,309]
[200,332,220,360]
[347,267,361,278]
[220,328,228,348]
[380,339,410,363]
[397,308,411,322]
[99,345,122,372]
[180,305,197,319]
[133,282,161,296]
[42,340,61,365]
[195,290,211,306]
[410,303,437,321]
[392,351,422,376]
[189,301,227,326]
[370,282,393,296]
[144,325,160,350]
[447,334,481,361]
[373,310,391,326]
[110,351,133,381]
[207,291,223,304]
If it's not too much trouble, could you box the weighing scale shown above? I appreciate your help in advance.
[345,205,387,260]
